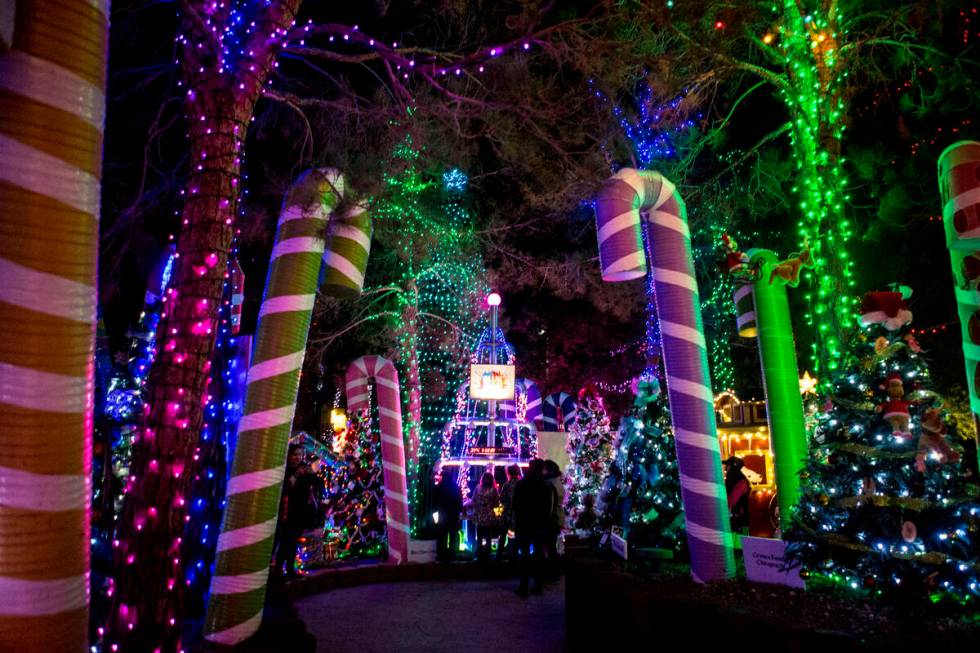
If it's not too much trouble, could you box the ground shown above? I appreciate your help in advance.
[295,577,566,653]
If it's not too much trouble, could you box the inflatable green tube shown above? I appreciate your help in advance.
[733,250,808,533]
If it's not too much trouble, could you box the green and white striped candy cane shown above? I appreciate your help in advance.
[204,169,371,645]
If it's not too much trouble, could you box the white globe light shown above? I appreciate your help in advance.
[487,292,501,306]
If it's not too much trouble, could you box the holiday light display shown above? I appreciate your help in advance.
[439,294,537,510]
[181,270,250,619]
[0,1,108,650]
[938,141,980,447]
[345,356,411,563]
[106,3,303,649]
[299,409,387,569]
[565,389,615,529]
[368,146,489,531]
[786,312,980,606]
[595,167,734,582]
[777,2,855,376]
[730,248,808,532]
[205,169,371,645]
[604,377,686,551]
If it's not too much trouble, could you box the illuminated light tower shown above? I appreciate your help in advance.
[438,291,537,488]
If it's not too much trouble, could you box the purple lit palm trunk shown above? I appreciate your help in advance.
[596,168,734,582]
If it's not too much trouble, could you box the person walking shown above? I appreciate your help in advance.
[512,458,552,597]
[543,459,565,581]
[471,472,501,563]
[432,469,464,562]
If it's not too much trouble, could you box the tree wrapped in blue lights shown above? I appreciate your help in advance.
[602,376,686,553]
[786,298,980,606]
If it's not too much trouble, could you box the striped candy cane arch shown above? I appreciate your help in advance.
[542,391,577,431]
[205,169,371,644]
[0,1,108,650]
[595,168,735,582]
[498,378,543,425]
[345,356,411,564]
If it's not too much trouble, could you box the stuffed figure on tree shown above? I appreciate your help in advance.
[602,375,686,553]
[565,386,615,531]
[786,288,980,606]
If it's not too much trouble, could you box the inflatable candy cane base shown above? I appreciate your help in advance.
[346,356,411,564]
[595,168,735,582]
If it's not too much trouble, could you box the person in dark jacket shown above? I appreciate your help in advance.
[512,458,553,596]
[432,468,464,562]
[275,444,323,578]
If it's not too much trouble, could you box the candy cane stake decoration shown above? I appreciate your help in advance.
[732,250,808,533]
[542,391,577,431]
[0,2,108,650]
[938,141,980,464]
[205,169,371,644]
[596,168,735,582]
[345,356,411,564]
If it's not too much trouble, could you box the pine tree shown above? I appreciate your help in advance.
[786,294,980,606]
[603,377,686,553]
[565,389,615,529]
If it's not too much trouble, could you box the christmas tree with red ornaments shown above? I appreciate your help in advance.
[786,287,980,606]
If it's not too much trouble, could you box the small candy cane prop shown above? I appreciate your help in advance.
[542,391,577,431]
[595,168,734,583]
[345,356,410,565]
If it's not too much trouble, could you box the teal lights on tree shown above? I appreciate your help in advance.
[603,377,686,553]
[786,301,980,606]
[366,135,489,532]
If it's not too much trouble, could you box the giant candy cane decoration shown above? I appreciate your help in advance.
[345,356,411,564]
[596,168,735,582]
[938,141,980,466]
[0,2,108,650]
[732,250,808,533]
[205,169,371,644]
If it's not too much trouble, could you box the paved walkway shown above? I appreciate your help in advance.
[295,577,566,653]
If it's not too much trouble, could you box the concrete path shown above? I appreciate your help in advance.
[295,578,566,653]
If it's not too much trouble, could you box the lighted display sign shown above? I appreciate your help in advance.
[469,364,515,400]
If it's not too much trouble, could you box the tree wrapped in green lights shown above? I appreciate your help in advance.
[786,296,980,605]
[565,388,615,530]
[603,377,686,553]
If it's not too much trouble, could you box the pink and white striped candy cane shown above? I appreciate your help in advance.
[595,168,734,583]
[346,356,410,564]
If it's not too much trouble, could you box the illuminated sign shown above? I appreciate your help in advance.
[469,364,516,400]
[469,447,516,456]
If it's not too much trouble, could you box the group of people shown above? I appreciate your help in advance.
[432,458,566,597]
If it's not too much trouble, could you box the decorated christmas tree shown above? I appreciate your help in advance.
[602,376,686,553]
[565,387,615,530]
[319,409,388,562]
[786,289,980,606]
